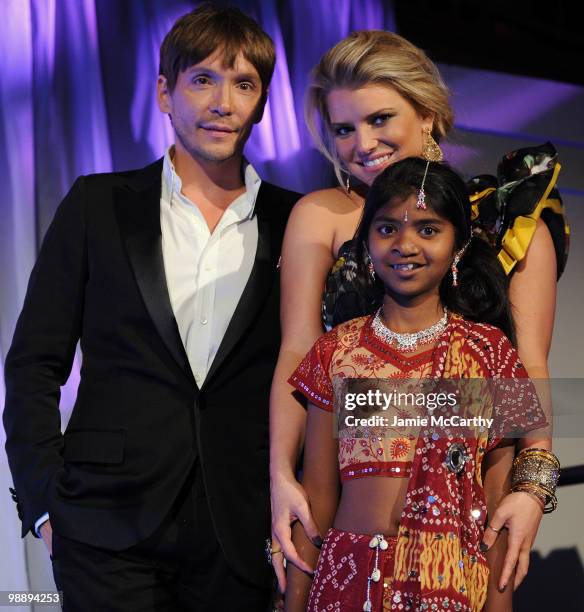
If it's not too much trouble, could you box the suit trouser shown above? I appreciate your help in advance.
[50,464,271,611]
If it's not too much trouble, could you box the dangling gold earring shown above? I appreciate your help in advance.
[344,171,351,195]
[417,127,444,210]
[421,126,443,162]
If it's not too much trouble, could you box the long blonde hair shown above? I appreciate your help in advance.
[305,30,453,185]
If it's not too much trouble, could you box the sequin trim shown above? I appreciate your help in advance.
[342,461,412,482]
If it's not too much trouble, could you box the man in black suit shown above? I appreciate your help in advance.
[3,5,300,610]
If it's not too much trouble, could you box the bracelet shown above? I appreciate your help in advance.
[511,448,560,514]
[511,482,557,513]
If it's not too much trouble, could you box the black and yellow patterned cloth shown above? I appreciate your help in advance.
[322,143,569,332]
[468,142,569,278]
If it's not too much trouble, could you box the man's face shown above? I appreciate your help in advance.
[157,48,263,164]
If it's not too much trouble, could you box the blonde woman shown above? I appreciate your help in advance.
[269,30,565,600]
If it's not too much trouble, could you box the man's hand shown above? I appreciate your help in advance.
[271,474,321,593]
[39,520,53,557]
[482,491,543,591]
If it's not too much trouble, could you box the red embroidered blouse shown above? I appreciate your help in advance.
[289,313,547,611]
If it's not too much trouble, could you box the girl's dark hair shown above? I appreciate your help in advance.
[355,157,515,343]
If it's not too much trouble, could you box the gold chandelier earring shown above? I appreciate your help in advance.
[421,126,443,162]
[416,127,444,210]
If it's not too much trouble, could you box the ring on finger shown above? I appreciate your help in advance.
[488,524,502,533]
[265,537,286,565]
[265,538,279,564]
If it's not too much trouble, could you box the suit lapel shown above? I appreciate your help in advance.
[114,161,194,383]
[203,184,278,387]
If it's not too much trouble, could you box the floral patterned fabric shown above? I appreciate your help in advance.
[290,316,435,481]
[289,314,547,611]
[322,239,379,332]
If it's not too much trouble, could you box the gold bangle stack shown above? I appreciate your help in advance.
[510,448,560,514]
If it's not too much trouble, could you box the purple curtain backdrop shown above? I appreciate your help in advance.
[0,0,395,597]
[0,0,396,413]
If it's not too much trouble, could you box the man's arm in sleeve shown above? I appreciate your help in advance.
[3,176,88,537]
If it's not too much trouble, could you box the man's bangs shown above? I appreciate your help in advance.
[179,29,241,69]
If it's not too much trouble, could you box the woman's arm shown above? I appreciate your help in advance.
[509,218,556,384]
[482,219,556,590]
[482,441,515,612]
[510,218,556,452]
[270,192,338,589]
[509,219,557,450]
[284,404,340,612]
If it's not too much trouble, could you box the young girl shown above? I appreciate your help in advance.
[284,158,552,612]
[270,32,565,595]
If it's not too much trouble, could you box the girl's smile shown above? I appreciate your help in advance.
[368,193,456,301]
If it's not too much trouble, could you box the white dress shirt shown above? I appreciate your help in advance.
[34,149,262,536]
[160,147,261,387]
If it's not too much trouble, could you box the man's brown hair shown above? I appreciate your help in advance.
[159,3,275,96]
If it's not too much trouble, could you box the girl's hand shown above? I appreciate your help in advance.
[271,473,321,592]
[482,490,544,591]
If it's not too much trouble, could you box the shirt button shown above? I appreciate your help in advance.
[201,318,208,325]
[204,264,212,272]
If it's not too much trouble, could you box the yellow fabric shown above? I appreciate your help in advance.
[393,526,489,611]
[497,162,566,274]
[469,187,496,222]
[469,162,569,275]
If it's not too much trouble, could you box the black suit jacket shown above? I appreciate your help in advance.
[3,158,301,587]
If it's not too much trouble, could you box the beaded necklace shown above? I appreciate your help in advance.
[371,307,448,353]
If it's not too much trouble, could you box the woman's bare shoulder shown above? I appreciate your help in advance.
[285,187,363,253]
[294,187,362,215]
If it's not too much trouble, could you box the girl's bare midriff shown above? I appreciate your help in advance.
[333,476,409,537]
